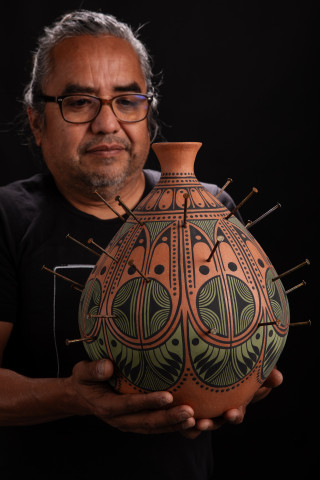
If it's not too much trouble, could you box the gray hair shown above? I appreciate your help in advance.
[23,9,160,143]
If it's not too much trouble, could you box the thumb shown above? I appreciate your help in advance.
[73,359,114,383]
[263,367,283,388]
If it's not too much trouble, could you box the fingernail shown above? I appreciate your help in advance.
[229,413,241,424]
[228,413,238,422]
[96,359,106,377]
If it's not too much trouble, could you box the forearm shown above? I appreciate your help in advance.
[0,368,84,426]
[0,360,197,435]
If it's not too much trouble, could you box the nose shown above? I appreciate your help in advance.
[90,103,121,135]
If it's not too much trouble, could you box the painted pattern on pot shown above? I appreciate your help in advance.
[78,142,289,417]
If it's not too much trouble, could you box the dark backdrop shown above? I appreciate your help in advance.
[0,1,316,476]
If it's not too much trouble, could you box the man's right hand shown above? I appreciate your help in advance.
[70,359,196,435]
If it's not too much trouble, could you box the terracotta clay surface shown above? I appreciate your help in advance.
[78,142,289,418]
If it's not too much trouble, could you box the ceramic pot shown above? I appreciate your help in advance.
[78,142,289,418]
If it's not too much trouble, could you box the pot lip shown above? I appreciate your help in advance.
[151,142,203,154]
[152,141,202,146]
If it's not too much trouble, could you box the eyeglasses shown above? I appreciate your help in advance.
[39,93,153,124]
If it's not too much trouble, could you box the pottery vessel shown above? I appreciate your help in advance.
[78,142,289,418]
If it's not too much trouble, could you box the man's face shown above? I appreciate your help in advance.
[30,35,151,195]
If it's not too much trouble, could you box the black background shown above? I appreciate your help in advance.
[0,1,316,476]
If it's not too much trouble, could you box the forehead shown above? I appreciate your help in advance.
[45,35,146,93]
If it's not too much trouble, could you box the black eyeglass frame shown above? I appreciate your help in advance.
[38,93,153,124]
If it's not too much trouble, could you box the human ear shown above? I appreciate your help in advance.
[27,107,44,147]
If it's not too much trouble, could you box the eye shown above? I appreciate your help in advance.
[64,96,96,109]
[115,95,142,110]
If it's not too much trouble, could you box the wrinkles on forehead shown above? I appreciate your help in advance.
[42,35,147,96]
[60,81,143,96]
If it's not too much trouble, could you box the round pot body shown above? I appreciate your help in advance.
[78,142,289,418]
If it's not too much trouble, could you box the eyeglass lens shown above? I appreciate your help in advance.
[61,94,150,123]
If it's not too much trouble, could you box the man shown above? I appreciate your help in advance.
[0,10,282,479]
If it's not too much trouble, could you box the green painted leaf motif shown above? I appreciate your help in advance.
[78,278,109,361]
[230,329,264,380]
[188,322,229,386]
[112,279,140,338]
[266,268,290,326]
[188,219,217,242]
[104,324,185,392]
[188,317,264,387]
[139,324,184,390]
[84,323,108,361]
[79,278,101,332]
[259,269,288,380]
[261,314,287,380]
[227,275,255,335]
[107,329,144,385]
[142,280,172,338]
[112,278,172,339]
[144,221,171,244]
[197,276,228,336]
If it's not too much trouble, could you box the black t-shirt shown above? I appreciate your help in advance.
[0,170,237,479]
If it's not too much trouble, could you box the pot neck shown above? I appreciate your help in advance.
[151,142,202,175]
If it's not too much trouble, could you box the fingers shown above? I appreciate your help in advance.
[72,359,114,383]
[103,388,175,417]
[73,360,175,413]
[108,404,196,434]
[251,367,284,404]
[223,406,246,424]
[181,414,231,439]
[180,428,203,439]
[196,416,227,431]
[72,360,283,436]
[193,407,245,431]
[183,367,285,439]
[189,406,246,437]
[71,359,196,434]
[263,367,283,388]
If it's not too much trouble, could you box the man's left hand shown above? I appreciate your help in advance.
[182,366,283,439]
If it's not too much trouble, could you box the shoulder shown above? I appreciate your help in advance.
[0,173,54,210]
[143,168,161,186]
[0,173,55,239]
[0,172,52,201]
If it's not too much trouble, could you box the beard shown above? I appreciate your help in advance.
[76,160,134,189]
[74,134,147,199]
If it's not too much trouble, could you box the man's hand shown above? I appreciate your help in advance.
[70,359,196,434]
[250,366,283,403]
[70,361,282,438]
[181,366,283,439]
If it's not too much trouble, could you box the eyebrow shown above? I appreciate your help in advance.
[61,82,143,95]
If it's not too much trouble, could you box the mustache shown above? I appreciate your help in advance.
[78,135,131,154]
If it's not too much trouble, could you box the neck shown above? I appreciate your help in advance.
[55,170,146,220]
